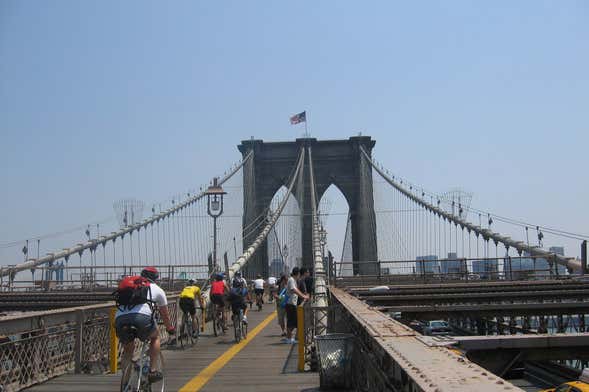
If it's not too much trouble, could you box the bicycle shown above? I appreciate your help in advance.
[255,291,263,311]
[178,309,199,348]
[232,308,248,343]
[212,303,226,337]
[119,326,165,392]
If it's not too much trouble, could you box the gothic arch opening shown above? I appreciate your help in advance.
[318,184,350,276]
[267,186,302,277]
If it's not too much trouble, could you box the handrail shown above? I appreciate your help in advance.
[307,146,328,336]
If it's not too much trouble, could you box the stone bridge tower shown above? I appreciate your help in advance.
[238,136,378,278]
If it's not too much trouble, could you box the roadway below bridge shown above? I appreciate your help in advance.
[24,305,319,392]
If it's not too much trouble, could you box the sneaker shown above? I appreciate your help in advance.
[289,338,298,344]
[280,337,290,343]
[192,332,199,338]
[148,370,163,383]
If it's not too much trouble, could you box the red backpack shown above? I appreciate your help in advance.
[113,275,152,310]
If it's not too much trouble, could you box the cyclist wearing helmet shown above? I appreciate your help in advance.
[115,267,175,383]
[179,279,204,337]
[229,271,250,324]
[210,273,229,330]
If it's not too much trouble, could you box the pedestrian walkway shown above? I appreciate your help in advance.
[25,304,318,391]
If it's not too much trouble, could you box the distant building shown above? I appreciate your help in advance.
[472,258,498,279]
[440,252,466,275]
[270,258,285,277]
[505,249,567,280]
[416,255,439,275]
[504,255,535,280]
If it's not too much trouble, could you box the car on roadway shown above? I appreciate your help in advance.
[424,320,452,336]
[408,320,452,336]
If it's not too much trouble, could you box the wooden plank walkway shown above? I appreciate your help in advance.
[26,304,319,391]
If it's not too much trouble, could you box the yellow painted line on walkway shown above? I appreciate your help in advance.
[179,311,277,392]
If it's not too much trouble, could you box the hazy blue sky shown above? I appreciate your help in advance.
[1,1,588,265]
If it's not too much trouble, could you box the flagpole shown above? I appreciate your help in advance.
[304,111,309,137]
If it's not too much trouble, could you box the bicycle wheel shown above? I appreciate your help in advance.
[213,310,219,337]
[120,360,140,392]
[242,319,248,339]
[186,316,194,346]
[233,314,241,343]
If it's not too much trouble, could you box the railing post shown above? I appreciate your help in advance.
[109,307,118,373]
[74,309,85,373]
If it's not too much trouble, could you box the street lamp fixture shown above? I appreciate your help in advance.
[205,178,226,274]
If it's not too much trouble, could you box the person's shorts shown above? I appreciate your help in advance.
[285,304,297,329]
[211,293,225,308]
[254,288,264,296]
[115,313,156,344]
[179,297,196,316]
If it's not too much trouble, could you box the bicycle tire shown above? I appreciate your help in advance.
[233,314,241,343]
[186,316,194,346]
[213,310,219,337]
[120,360,139,392]
[180,313,194,348]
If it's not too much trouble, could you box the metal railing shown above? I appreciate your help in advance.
[296,301,330,372]
[0,264,208,292]
[0,297,178,392]
[334,255,569,286]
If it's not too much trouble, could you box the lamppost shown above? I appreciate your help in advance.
[205,177,226,275]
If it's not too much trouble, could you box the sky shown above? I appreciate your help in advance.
[1,0,588,267]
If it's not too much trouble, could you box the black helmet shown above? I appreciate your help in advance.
[141,267,159,282]
[188,279,195,285]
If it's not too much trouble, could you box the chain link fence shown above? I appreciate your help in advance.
[0,297,178,392]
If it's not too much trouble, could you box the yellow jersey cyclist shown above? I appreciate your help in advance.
[179,279,204,337]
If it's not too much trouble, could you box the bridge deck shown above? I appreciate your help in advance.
[25,305,318,392]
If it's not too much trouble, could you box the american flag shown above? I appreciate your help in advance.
[289,111,306,125]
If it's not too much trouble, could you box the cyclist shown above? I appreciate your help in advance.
[253,274,265,306]
[115,267,175,383]
[179,279,204,337]
[229,271,250,324]
[210,272,229,330]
